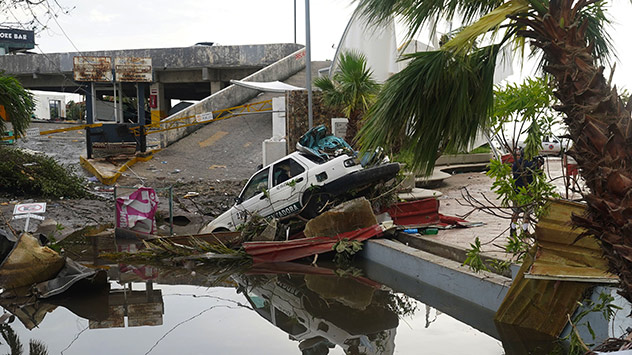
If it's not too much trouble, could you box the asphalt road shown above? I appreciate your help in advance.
[10,61,332,186]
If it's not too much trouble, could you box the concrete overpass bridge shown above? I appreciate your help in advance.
[0,43,304,121]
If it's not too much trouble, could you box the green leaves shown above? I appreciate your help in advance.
[0,72,34,137]
[490,76,560,159]
[332,238,364,265]
[464,237,489,272]
[314,51,379,118]
[492,77,554,124]
[355,0,507,41]
[443,0,529,54]
[358,45,498,175]
[0,146,87,198]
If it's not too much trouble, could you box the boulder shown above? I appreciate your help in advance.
[304,197,377,238]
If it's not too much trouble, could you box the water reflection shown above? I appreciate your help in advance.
[236,265,401,354]
[0,234,504,354]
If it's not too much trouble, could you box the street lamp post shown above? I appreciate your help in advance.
[305,0,313,128]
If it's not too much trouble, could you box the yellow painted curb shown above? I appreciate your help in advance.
[80,151,156,185]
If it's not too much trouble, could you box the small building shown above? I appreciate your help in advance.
[31,91,67,120]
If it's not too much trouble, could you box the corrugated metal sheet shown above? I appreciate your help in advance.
[243,225,383,263]
[495,250,589,337]
[495,199,618,336]
[527,199,618,283]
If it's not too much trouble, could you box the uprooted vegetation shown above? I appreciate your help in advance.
[0,146,88,199]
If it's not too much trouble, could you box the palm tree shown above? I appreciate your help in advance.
[0,72,33,137]
[314,51,380,144]
[355,0,632,303]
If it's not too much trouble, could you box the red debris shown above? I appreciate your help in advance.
[243,225,383,263]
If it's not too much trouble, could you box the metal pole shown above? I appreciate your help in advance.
[85,83,94,159]
[169,186,173,236]
[24,216,30,233]
[294,0,297,43]
[114,186,118,227]
[137,83,147,153]
[305,0,313,128]
[113,74,118,123]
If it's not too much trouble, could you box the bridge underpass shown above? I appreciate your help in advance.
[0,43,303,123]
[1,43,332,185]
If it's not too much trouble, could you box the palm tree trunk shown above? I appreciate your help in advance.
[346,108,362,146]
[521,0,632,302]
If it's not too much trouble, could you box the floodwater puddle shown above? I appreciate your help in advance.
[0,233,558,354]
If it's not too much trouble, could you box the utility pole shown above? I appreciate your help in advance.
[294,0,297,43]
[305,0,313,128]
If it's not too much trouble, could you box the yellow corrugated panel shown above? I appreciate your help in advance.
[495,250,589,337]
[528,199,617,282]
[495,199,618,336]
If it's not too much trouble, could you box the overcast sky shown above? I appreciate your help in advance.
[20,0,632,90]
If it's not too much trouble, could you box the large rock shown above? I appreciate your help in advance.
[303,197,377,238]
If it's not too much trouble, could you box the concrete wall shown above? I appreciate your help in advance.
[159,47,308,148]
[362,239,511,312]
[435,153,493,165]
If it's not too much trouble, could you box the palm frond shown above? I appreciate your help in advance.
[0,72,33,137]
[357,46,498,175]
[29,340,48,355]
[578,0,614,64]
[443,0,529,54]
[355,0,507,40]
[0,324,23,355]
[314,51,379,117]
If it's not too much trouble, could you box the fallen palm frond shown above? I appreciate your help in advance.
[100,237,249,264]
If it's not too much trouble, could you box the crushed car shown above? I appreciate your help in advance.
[200,125,400,233]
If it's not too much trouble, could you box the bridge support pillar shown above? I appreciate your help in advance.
[150,82,168,124]
[210,81,221,95]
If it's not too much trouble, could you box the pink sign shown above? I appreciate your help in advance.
[116,187,158,234]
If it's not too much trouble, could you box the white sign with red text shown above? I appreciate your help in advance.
[13,202,46,215]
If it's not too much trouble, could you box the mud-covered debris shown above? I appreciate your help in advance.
[304,197,377,238]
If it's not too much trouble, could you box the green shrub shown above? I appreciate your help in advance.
[0,147,88,198]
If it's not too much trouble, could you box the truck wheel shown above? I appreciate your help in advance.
[301,189,330,219]
[212,227,229,233]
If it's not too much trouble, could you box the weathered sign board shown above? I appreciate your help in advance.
[73,56,113,82]
[12,202,47,232]
[0,28,35,51]
[13,202,47,215]
[114,57,152,82]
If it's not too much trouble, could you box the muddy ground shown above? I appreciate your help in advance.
[1,121,579,255]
